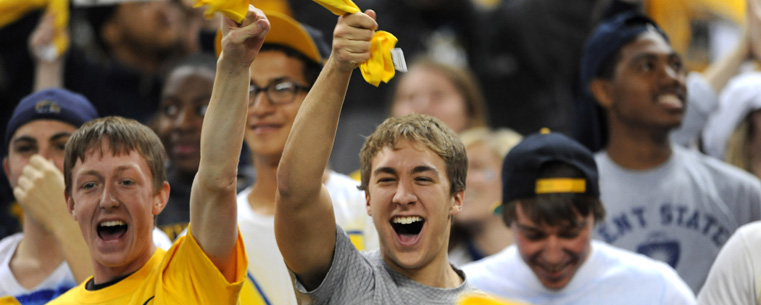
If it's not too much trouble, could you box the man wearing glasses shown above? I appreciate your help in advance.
[235,11,379,305]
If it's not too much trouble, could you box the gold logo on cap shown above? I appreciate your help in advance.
[35,100,61,114]
[535,178,586,194]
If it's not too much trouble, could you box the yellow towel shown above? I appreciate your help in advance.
[194,0,249,23]
[48,0,69,60]
[313,0,398,86]
[0,0,48,28]
[0,0,69,59]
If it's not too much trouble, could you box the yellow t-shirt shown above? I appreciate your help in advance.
[47,230,248,305]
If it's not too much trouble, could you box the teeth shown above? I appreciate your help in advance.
[658,94,682,107]
[100,220,125,227]
[392,216,423,225]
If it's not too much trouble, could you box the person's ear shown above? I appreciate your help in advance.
[449,190,464,216]
[152,182,170,215]
[365,191,372,216]
[589,79,614,109]
[65,192,77,221]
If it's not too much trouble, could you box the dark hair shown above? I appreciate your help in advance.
[163,53,217,83]
[260,44,322,86]
[594,19,669,81]
[502,162,605,227]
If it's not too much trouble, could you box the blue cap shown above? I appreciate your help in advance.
[4,88,99,155]
[501,129,599,205]
[575,11,669,152]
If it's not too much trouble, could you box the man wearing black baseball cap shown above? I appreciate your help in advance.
[462,129,695,304]
[0,88,98,303]
[579,11,761,292]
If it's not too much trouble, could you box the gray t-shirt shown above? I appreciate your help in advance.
[594,145,761,292]
[295,227,474,304]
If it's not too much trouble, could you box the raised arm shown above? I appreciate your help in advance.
[189,5,269,282]
[29,12,65,90]
[275,10,377,289]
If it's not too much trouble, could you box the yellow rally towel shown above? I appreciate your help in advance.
[194,0,249,23]
[0,0,69,59]
[0,0,48,28]
[313,0,398,86]
[48,0,70,59]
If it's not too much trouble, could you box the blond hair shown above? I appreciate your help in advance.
[459,127,523,160]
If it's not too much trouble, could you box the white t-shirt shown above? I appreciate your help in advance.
[237,171,378,305]
[0,233,76,303]
[698,221,761,305]
[462,240,696,305]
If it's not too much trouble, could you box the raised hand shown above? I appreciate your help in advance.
[219,5,270,67]
[329,9,377,73]
[14,155,68,233]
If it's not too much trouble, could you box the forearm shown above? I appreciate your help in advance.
[196,55,249,191]
[703,34,749,93]
[34,60,63,90]
[278,59,351,202]
[54,221,93,282]
[189,52,249,281]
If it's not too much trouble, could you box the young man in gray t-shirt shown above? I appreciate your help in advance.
[274,9,474,305]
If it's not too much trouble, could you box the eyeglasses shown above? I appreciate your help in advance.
[248,80,310,106]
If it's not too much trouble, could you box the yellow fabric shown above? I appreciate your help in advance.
[646,0,745,71]
[0,0,69,58]
[0,0,48,28]
[457,293,532,305]
[48,229,249,304]
[194,0,249,23]
[349,233,365,251]
[313,0,398,86]
[315,0,359,15]
[535,178,586,194]
[360,31,397,86]
[48,0,70,59]
[239,277,269,305]
[249,0,293,16]
[0,296,21,305]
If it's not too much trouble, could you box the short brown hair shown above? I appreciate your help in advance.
[64,116,168,195]
[359,114,467,195]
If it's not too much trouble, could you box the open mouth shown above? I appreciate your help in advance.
[98,220,128,241]
[391,216,425,237]
[656,93,684,109]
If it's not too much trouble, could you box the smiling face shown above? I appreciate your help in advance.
[594,31,687,132]
[156,66,214,174]
[4,120,76,189]
[391,66,470,133]
[511,204,593,290]
[244,50,309,161]
[66,142,168,282]
[366,139,463,274]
